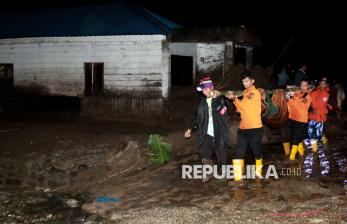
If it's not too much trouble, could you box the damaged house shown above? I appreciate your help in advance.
[169,26,261,88]
[0,2,181,116]
[0,3,260,117]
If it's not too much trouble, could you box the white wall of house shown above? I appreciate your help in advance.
[196,43,225,73]
[0,35,170,98]
[170,42,225,81]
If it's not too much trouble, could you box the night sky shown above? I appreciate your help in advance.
[4,0,346,81]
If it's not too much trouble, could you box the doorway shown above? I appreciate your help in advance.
[171,55,193,86]
[234,47,246,66]
[84,63,104,96]
[0,64,14,97]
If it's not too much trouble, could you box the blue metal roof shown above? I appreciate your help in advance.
[0,2,182,39]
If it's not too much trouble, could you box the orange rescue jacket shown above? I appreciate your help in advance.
[287,91,312,123]
[234,85,263,129]
[309,87,333,122]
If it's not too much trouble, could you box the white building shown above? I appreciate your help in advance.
[0,4,260,117]
[0,2,181,115]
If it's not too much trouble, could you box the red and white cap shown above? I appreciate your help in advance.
[197,77,214,91]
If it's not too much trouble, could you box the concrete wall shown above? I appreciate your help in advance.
[170,42,225,81]
[196,43,225,74]
[0,35,169,98]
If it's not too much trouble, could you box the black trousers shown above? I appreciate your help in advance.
[281,119,307,145]
[198,134,228,165]
[235,128,263,160]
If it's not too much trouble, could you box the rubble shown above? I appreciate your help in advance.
[0,114,346,223]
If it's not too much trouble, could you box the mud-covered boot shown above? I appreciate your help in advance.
[229,159,245,188]
[298,142,305,156]
[322,135,328,146]
[282,142,291,157]
[289,145,298,160]
[255,158,263,178]
[311,139,318,152]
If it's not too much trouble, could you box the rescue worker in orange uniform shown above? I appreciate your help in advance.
[306,77,333,151]
[226,71,263,183]
[282,79,312,160]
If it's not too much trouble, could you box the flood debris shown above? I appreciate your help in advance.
[96,196,120,203]
[0,128,21,134]
[148,134,173,167]
[66,198,79,208]
[0,115,347,223]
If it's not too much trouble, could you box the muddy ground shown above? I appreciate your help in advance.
[0,97,347,223]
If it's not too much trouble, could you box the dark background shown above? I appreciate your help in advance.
[4,0,346,82]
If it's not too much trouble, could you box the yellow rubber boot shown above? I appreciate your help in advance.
[232,159,244,182]
[322,135,328,145]
[289,145,298,160]
[255,159,263,178]
[282,142,290,156]
[311,139,318,152]
[298,142,305,156]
